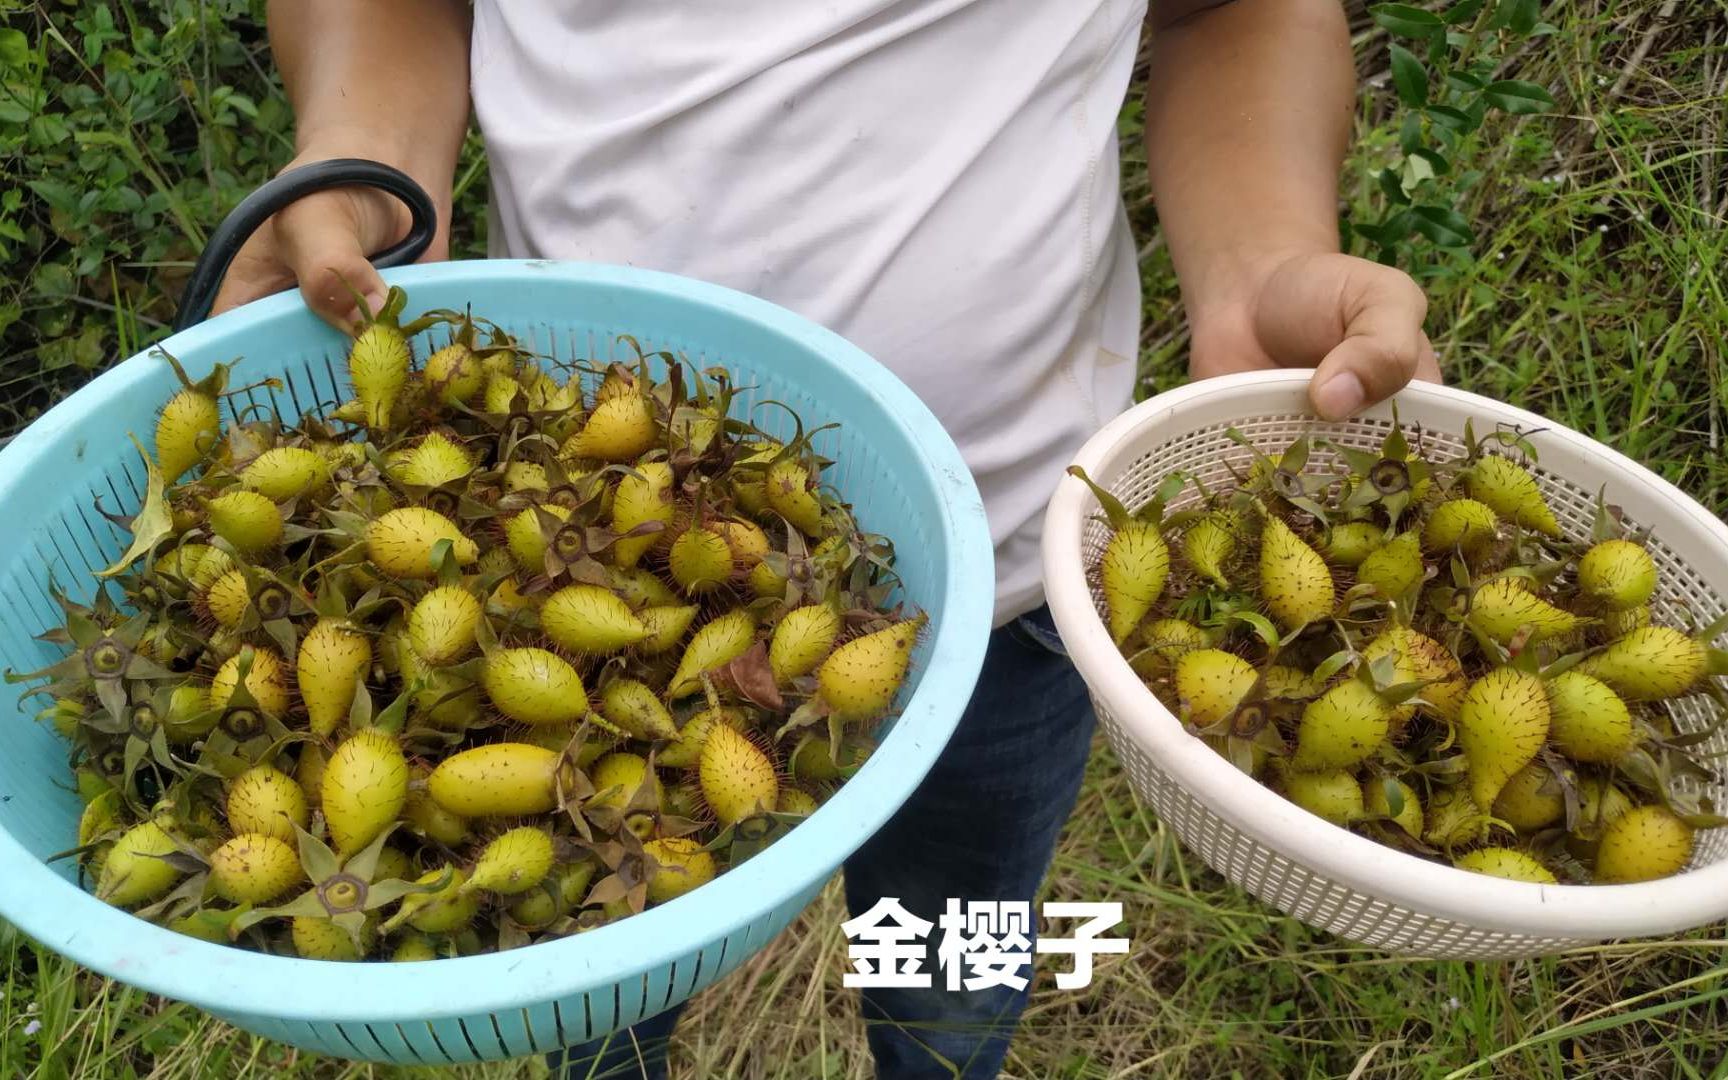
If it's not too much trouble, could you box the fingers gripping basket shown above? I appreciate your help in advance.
[0,261,994,1061]
[1043,370,1728,961]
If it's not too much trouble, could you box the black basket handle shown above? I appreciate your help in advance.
[172,158,437,332]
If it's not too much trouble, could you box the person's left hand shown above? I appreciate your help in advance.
[1186,252,1443,420]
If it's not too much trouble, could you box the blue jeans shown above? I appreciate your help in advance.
[550,604,1095,1079]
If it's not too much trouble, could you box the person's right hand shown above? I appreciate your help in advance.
[210,151,450,331]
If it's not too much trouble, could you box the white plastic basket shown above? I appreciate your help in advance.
[1042,370,1728,960]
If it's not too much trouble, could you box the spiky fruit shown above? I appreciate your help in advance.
[1468,578,1586,645]
[428,743,561,817]
[367,508,478,579]
[540,585,649,655]
[292,916,372,961]
[714,518,769,573]
[1491,763,1565,832]
[588,753,663,813]
[769,604,842,686]
[209,833,302,904]
[400,432,474,488]
[322,729,408,854]
[1546,671,1637,763]
[1423,788,1490,849]
[1263,664,1323,700]
[509,861,597,928]
[203,568,251,629]
[748,560,788,599]
[1422,498,1499,559]
[1464,455,1560,537]
[815,615,924,722]
[408,586,482,666]
[1357,530,1424,598]
[406,788,470,846]
[372,846,415,884]
[424,342,483,404]
[482,648,588,725]
[157,542,233,592]
[777,788,820,817]
[1457,668,1550,811]
[611,567,679,610]
[1279,768,1364,826]
[1181,510,1239,588]
[1578,540,1658,611]
[1291,680,1394,771]
[504,503,571,574]
[668,608,758,700]
[297,619,371,737]
[1363,626,1466,724]
[599,679,679,740]
[96,820,184,907]
[349,312,411,431]
[660,707,748,769]
[207,490,283,554]
[1172,649,1258,728]
[1595,806,1693,883]
[292,739,324,808]
[1130,618,1211,678]
[227,765,310,843]
[1092,519,1170,645]
[482,371,521,413]
[241,446,328,501]
[570,393,658,462]
[638,604,699,657]
[391,935,440,962]
[643,837,718,903]
[156,387,221,481]
[1364,777,1423,838]
[210,647,292,715]
[1260,516,1333,631]
[391,868,481,933]
[700,724,778,825]
[765,458,826,536]
[1601,605,1652,641]
[670,526,734,594]
[464,827,555,895]
[503,461,549,494]
[612,462,676,568]
[1455,847,1556,884]
[1321,522,1384,568]
[1580,626,1707,702]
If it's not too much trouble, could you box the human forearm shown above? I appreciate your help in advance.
[1142,0,1435,417]
[1144,0,1354,332]
[268,0,471,200]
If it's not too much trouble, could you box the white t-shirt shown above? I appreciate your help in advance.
[471,0,1146,626]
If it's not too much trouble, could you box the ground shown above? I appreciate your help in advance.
[4,1,1727,1077]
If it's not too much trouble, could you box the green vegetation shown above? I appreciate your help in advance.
[5,1,1727,1077]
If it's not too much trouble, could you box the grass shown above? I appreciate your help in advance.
[5,1,1728,1077]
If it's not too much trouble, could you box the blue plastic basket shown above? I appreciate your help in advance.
[0,258,993,1062]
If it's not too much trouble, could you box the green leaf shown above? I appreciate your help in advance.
[1482,79,1555,114]
[1400,153,1437,194]
[1389,44,1428,107]
[1410,205,1474,247]
[1398,112,1424,154]
[1372,4,1445,38]
[1441,0,1488,23]
[1379,166,1411,206]
[98,437,173,578]
[1411,148,1451,176]
[1425,105,1478,134]
[1490,0,1542,33]
[0,28,29,68]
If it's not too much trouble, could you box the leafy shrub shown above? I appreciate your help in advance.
[0,1,487,434]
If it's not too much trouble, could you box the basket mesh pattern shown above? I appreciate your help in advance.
[1080,413,1728,958]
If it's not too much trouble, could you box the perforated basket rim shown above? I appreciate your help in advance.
[1043,369,1728,943]
[0,259,995,1023]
